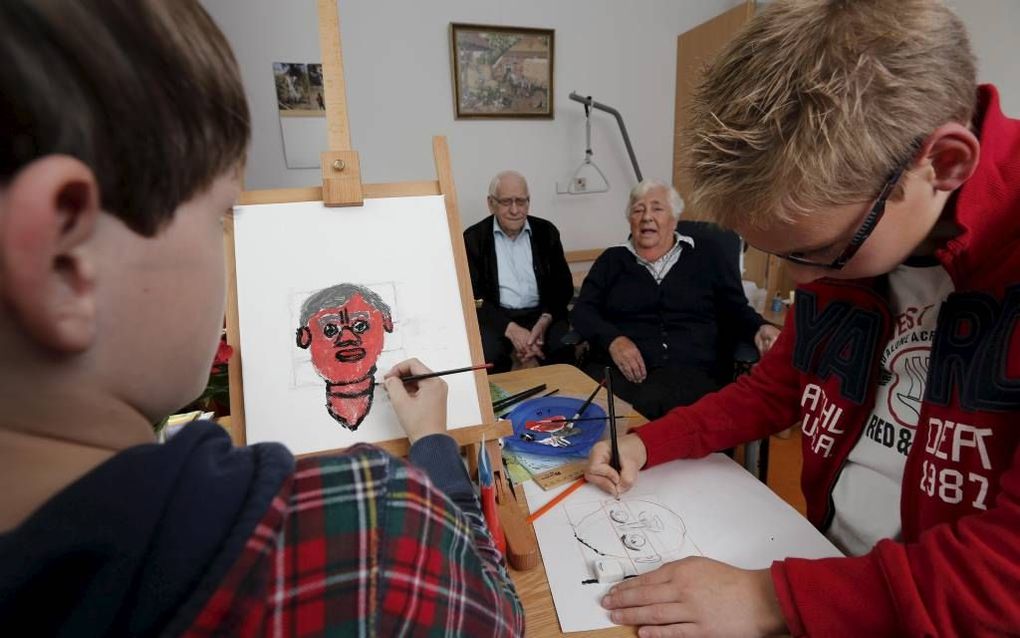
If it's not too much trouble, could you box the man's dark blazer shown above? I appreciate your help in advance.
[462,215,574,336]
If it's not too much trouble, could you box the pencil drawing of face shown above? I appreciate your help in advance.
[568,498,694,577]
[296,283,393,431]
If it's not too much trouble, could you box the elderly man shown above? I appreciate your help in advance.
[464,170,574,372]
[572,179,780,418]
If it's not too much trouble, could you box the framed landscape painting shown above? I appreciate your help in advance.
[450,23,554,119]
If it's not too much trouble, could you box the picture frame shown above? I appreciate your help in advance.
[450,23,554,119]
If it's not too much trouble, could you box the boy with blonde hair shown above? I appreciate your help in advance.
[0,2,522,635]
[586,1,1020,635]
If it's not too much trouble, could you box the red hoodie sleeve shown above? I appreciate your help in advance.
[772,442,1020,636]
[635,310,804,467]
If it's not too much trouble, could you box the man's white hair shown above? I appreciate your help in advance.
[488,170,530,198]
[626,179,684,219]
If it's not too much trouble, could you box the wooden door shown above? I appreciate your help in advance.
[673,1,794,302]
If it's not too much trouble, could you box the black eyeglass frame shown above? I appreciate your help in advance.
[489,196,531,209]
[767,148,919,270]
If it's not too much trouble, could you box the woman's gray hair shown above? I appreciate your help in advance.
[626,179,685,219]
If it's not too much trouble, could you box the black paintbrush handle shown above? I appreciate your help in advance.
[605,366,620,472]
[492,384,547,413]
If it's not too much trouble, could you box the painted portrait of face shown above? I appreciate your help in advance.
[296,284,393,431]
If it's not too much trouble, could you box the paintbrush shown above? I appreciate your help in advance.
[495,386,559,419]
[524,415,636,429]
[377,362,492,385]
[492,383,547,413]
[605,366,620,473]
[571,378,605,420]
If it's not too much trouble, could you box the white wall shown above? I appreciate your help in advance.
[201,0,745,252]
[947,0,1020,117]
[754,0,1020,117]
[203,0,1020,254]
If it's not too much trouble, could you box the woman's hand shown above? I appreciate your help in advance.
[609,336,647,383]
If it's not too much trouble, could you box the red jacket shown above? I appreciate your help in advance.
[635,85,1020,637]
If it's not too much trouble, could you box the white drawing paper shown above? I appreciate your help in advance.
[525,453,842,633]
[232,196,483,455]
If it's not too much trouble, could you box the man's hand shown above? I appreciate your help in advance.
[609,336,647,383]
[584,433,647,496]
[600,557,787,637]
[383,358,448,445]
[527,313,553,351]
[754,324,781,356]
[505,321,536,359]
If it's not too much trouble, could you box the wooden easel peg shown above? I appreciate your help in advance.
[321,150,363,207]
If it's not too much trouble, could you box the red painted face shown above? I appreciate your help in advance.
[300,294,391,384]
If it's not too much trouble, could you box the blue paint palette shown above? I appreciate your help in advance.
[502,396,607,458]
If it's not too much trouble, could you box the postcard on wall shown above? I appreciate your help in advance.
[272,62,326,117]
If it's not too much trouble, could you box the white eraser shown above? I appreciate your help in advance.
[594,559,626,583]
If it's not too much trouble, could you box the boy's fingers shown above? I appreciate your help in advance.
[585,460,621,486]
[386,357,430,379]
[403,357,431,375]
[584,471,619,495]
[619,463,639,491]
[588,441,610,463]
[383,376,410,402]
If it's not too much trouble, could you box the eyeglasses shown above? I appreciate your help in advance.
[491,196,530,209]
[767,149,917,271]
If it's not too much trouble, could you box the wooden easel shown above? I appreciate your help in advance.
[220,2,537,569]
[221,0,509,457]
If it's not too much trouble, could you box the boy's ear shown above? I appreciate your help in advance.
[0,156,102,353]
[296,326,312,349]
[920,123,981,193]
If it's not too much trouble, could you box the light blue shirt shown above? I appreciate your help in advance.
[493,217,540,309]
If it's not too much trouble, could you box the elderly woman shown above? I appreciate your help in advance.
[571,179,780,418]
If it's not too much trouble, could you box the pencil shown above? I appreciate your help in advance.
[380,362,493,385]
[525,477,586,524]
[605,366,620,472]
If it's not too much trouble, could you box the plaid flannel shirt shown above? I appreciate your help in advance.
[183,445,524,637]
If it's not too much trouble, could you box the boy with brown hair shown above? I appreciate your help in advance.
[586,0,1020,635]
[0,1,522,636]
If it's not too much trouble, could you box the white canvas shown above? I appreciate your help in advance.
[524,454,842,633]
[232,195,483,455]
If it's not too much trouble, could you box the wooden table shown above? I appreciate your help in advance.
[490,364,646,638]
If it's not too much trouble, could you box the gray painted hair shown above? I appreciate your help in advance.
[299,283,391,326]
[488,170,530,199]
[626,179,685,219]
